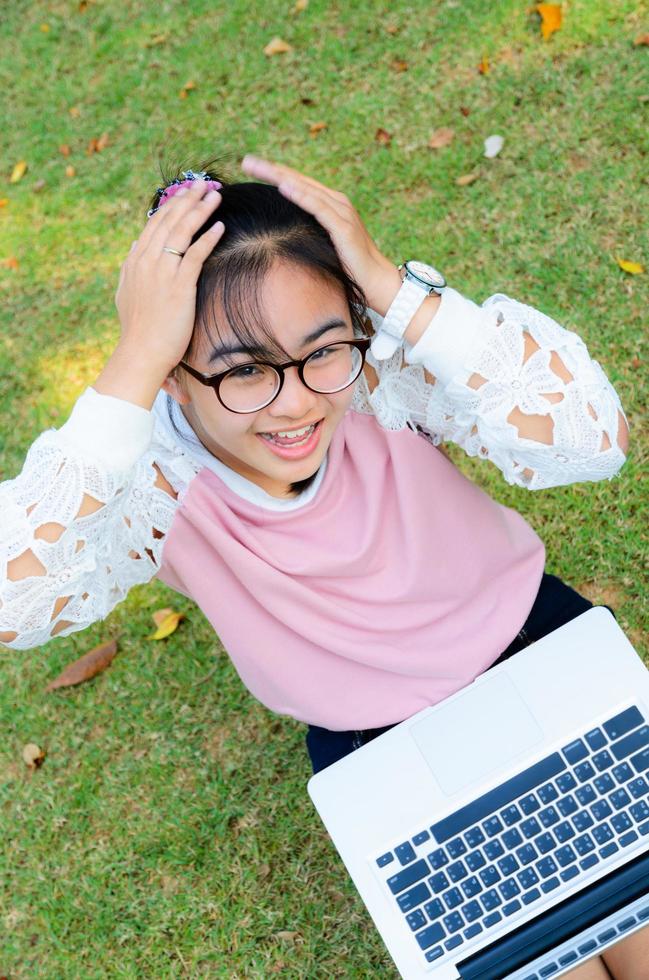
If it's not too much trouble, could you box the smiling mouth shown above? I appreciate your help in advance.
[259,420,322,445]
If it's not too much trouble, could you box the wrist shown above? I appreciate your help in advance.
[94,343,171,410]
[403,292,442,347]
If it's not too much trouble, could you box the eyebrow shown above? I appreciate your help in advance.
[207,317,349,365]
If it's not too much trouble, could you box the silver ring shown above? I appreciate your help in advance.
[162,246,185,257]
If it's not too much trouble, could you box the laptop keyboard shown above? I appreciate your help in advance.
[372,705,649,968]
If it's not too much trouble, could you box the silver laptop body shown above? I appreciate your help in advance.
[308,607,649,979]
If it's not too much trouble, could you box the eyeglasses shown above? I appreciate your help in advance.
[178,337,372,414]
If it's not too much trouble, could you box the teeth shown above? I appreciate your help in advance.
[263,423,316,440]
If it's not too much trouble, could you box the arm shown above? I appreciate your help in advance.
[359,285,630,490]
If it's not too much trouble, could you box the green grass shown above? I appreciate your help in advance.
[1,0,648,975]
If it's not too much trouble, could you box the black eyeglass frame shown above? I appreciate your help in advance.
[177,336,372,414]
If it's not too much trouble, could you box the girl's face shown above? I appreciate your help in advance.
[161,260,359,498]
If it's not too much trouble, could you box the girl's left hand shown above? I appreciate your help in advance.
[240,154,402,317]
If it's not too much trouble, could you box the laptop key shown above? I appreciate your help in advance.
[376,852,394,868]
[611,727,649,764]
[610,790,632,811]
[593,750,614,772]
[397,882,431,912]
[520,793,540,815]
[619,830,638,847]
[466,851,486,872]
[555,845,577,867]
[521,817,542,838]
[536,857,558,878]
[536,833,556,854]
[632,748,649,773]
[562,739,588,765]
[443,910,464,933]
[427,848,448,870]
[611,812,632,833]
[560,865,579,882]
[415,921,445,950]
[538,805,560,828]
[483,840,504,861]
[598,927,617,942]
[447,837,467,858]
[424,898,444,920]
[413,830,430,846]
[579,854,599,871]
[538,783,559,804]
[628,777,649,798]
[501,804,522,826]
[518,867,539,889]
[425,946,444,963]
[479,866,500,887]
[593,823,614,845]
[638,906,649,920]
[503,828,523,849]
[464,827,485,848]
[464,922,482,939]
[481,888,502,911]
[595,774,615,795]
[444,934,463,951]
[503,899,522,916]
[599,842,619,859]
[585,728,608,751]
[573,833,595,856]
[613,762,634,783]
[555,821,575,843]
[559,950,579,966]
[618,917,637,932]
[447,860,468,882]
[556,773,577,793]
[499,878,520,901]
[541,876,561,893]
[483,911,502,928]
[578,939,597,954]
[461,899,482,923]
[498,855,519,876]
[603,706,644,740]
[557,795,578,817]
[573,811,594,832]
[522,887,541,905]
[575,762,596,783]
[592,799,613,820]
[482,816,504,837]
[576,785,597,807]
[460,876,482,899]
[539,964,559,978]
[639,820,649,835]
[429,872,450,894]
[395,842,417,865]
[442,887,463,910]
[516,844,538,865]
[406,909,427,931]
[630,801,649,822]
[387,859,429,895]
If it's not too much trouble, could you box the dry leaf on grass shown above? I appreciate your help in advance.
[634,33,649,46]
[10,161,28,183]
[309,121,327,136]
[87,133,109,154]
[65,165,76,178]
[0,199,8,208]
[179,80,196,99]
[456,172,480,186]
[536,3,562,40]
[294,0,308,10]
[428,128,454,150]
[616,257,644,275]
[46,638,118,690]
[375,127,392,146]
[40,23,50,32]
[264,37,292,56]
[390,59,409,73]
[59,144,71,157]
[69,105,81,118]
[22,743,46,768]
[152,607,175,628]
[1,256,19,270]
[149,611,185,640]
[478,54,490,75]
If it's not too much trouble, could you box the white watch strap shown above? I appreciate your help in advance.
[370,276,429,360]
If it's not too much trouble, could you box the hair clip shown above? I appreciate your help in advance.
[147,170,223,218]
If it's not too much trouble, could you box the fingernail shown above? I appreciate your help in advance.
[177,187,189,196]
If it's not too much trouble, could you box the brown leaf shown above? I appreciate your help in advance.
[274,931,300,941]
[179,80,196,99]
[460,105,471,117]
[1,256,19,270]
[300,97,315,106]
[385,23,399,35]
[23,743,46,768]
[65,164,76,177]
[455,172,480,186]
[428,127,455,150]
[146,32,169,46]
[10,161,27,183]
[294,0,308,10]
[59,144,71,157]
[149,611,185,640]
[46,638,118,690]
[264,37,292,56]
[536,3,562,40]
[309,121,327,136]
[79,0,90,11]
[478,54,490,75]
[375,127,392,146]
[390,58,409,73]
[69,105,81,118]
[634,33,649,46]
[0,198,8,208]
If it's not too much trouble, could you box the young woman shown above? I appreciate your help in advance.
[1,157,643,978]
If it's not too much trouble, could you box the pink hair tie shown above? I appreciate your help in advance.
[147,170,222,218]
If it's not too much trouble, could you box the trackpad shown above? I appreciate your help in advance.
[409,673,544,797]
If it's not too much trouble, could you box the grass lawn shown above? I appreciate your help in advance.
[1,0,647,976]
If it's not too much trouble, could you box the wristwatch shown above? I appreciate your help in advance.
[370,260,447,360]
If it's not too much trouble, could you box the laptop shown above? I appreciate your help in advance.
[307,606,649,979]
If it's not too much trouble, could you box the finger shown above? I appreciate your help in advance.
[137,180,210,252]
[275,181,351,232]
[241,154,350,205]
[178,220,226,281]
[144,186,222,259]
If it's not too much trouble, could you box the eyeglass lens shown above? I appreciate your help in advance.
[219,342,363,412]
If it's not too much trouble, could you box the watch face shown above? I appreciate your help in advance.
[406,260,446,289]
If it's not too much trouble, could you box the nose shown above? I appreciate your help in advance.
[266,364,319,420]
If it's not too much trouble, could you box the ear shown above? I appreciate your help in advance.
[160,371,192,405]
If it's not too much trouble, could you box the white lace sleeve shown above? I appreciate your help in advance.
[0,388,196,651]
[352,288,629,490]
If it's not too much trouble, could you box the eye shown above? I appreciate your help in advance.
[228,364,264,380]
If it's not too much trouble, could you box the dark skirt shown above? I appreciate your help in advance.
[306,573,616,776]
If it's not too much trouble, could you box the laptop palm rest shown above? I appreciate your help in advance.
[410,672,544,796]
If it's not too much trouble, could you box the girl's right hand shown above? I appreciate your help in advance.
[114,180,225,377]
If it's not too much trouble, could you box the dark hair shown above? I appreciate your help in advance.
[148,156,370,497]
